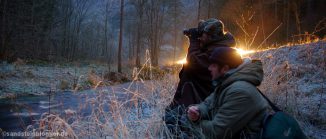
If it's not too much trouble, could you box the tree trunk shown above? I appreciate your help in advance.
[292,2,301,41]
[31,0,36,58]
[104,2,108,58]
[135,0,145,68]
[118,0,124,73]
[207,0,211,18]
[1,0,7,59]
[173,0,177,62]
[260,0,266,46]
[136,25,141,67]
[197,0,202,21]
[128,32,132,64]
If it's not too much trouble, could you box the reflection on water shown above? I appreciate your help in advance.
[0,90,127,133]
[0,82,144,134]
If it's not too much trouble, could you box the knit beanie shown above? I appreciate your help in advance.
[209,47,243,69]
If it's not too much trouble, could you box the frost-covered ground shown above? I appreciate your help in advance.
[250,41,326,138]
[0,41,325,138]
[0,63,120,99]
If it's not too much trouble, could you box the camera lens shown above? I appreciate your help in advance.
[183,29,191,36]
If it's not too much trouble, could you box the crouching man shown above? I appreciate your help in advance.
[186,47,269,139]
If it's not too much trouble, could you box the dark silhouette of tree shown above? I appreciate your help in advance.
[118,0,124,73]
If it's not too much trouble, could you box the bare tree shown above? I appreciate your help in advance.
[104,0,110,69]
[70,0,93,61]
[118,0,124,73]
[145,0,167,66]
[0,0,7,59]
[207,0,211,18]
[173,0,177,62]
[59,0,73,60]
[103,0,114,71]
[291,1,302,41]
[197,0,202,21]
[131,0,146,67]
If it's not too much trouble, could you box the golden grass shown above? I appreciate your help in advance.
[27,57,178,138]
[25,44,325,138]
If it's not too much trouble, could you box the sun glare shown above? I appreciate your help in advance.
[233,47,256,57]
[175,47,255,65]
[176,57,187,65]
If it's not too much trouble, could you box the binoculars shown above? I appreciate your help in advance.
[183,28,203,38]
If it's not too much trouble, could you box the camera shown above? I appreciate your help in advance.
[183,28,202,38]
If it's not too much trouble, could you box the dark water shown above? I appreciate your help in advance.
[0,91,90,132]
[0,83,139,133]
[0,81,149,138]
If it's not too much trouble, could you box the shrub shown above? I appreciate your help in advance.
[24,70,35,78]
[26,59,49,66]
[104,71,130,83]
[138,66,166,80]
[59,80,70,90]
[13,58,26,66]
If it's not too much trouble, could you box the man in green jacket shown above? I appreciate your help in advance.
[186,47,269,139]
[165,19,236,137]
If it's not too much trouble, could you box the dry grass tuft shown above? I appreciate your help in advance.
[59,80,70,90]
[28,53,179,138]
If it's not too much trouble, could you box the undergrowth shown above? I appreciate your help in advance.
[26,53,179,139]
[24,44,325,139]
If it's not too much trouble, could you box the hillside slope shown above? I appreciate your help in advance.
[249,41,326,138]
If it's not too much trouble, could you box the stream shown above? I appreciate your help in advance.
[0,82,145,133]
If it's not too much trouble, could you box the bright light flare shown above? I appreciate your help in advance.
[176,57,187,65]
[233,47,256,57]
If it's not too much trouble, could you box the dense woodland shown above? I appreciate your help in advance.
[0,0,325,71]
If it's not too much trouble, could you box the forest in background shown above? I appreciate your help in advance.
[0,0,325,70]
[0,1,325,138]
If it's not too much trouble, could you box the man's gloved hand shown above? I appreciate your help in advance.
[183,28,201,40]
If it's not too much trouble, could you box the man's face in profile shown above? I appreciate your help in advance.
[198,33,209,47]
[208,63,222,80]
[208,63,229,80]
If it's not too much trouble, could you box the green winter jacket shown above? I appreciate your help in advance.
[192,59,269,139]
